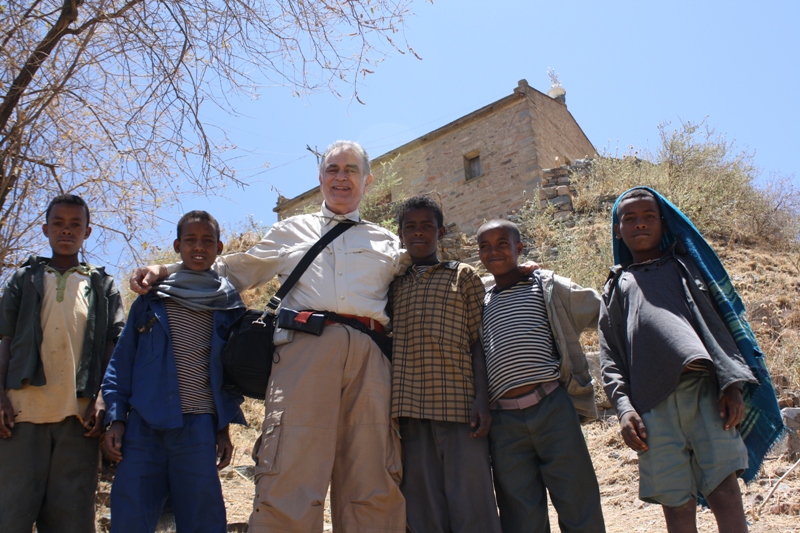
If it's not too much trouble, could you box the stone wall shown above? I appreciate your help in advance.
[381,93,540,236]
[444,158,596,267]
[275,80,595,237]
[537,158,592,221]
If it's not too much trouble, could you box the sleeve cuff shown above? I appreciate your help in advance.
[103,401,129,427]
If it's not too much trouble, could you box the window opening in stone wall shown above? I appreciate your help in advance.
[464,152,482,181]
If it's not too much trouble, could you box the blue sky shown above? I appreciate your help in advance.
[155,0,799,251]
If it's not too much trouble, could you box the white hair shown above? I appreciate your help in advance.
[319,140,370,177]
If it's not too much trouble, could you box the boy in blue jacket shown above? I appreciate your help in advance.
[102,210,246,533]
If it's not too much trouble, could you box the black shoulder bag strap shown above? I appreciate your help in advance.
[254,219,356,324]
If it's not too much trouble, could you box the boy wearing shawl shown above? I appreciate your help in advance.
[102,210,246,532]
[599,188,783,533]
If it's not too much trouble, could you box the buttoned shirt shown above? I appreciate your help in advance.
[8,268,92,423]
[190,204,406,326]
[389,261,484,423]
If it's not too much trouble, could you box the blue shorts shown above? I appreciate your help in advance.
[638,373,748,507]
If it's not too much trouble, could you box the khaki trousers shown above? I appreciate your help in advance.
[249,324,406,532]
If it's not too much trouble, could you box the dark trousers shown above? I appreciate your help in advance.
[0,417,99,533]
[110,411,226,533]
[489,386,605,533]
[400,417,501,533]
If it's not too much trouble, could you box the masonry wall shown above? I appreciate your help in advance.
[380,96,538,235]
[275,83,596,238]
[526,90,596,168]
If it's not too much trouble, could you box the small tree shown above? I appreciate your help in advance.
[0,0,424,277]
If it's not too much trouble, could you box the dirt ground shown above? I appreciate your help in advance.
[94,396,800,532]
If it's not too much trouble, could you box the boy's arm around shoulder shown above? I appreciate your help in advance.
[550,272,601,333]
[101,295,148,428]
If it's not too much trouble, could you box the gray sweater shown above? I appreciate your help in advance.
[599,249,756,417]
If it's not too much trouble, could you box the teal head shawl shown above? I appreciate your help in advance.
[612,187,784,482]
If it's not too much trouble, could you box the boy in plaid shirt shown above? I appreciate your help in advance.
[389,196,501,533]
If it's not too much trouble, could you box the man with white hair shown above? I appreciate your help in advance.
[130,140,406,532]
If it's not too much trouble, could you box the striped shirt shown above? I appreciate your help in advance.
[483,278,559,403]
[164,299,216,415]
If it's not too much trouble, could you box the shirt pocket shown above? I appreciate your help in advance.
[345,242,394,270]
[134,312,162,366]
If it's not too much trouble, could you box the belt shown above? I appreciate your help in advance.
[325,313,386,334]
[490,380,559,411]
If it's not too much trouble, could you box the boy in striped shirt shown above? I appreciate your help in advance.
[102,211,246,532]
[477,219,605,533]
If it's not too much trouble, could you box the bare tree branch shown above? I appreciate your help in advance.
[0,0,425,278]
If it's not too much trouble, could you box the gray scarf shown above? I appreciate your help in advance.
[154,269,245,312]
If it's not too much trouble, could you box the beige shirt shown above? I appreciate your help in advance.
[8,268,92,423]
[172,204,407,326]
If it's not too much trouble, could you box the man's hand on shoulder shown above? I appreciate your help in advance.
[129,265,166,295]
[619,410,648,452]
[719,385,745,430]
[0,391,14,438]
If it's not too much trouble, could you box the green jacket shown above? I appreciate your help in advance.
[0,255,125,398]
[537,270,601,421]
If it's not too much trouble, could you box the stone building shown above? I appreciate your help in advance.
[274,79,596,237]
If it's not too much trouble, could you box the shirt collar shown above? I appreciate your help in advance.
[44,263,92,277]
[320,202,361,225]
[489,274,535,295]
[404,260,459,275]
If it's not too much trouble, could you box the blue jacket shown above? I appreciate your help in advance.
[102,292,246,431]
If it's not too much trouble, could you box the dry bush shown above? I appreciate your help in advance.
[571,121,800,248]
[517,201,612,291]
[764,330,800,393]
[360,157,405,233]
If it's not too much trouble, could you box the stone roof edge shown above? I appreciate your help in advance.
[274,81,552,213]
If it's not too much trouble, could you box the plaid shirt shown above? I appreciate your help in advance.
[389,261,484,423]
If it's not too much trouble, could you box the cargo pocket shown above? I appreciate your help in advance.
[254,409,284,480]
[385,418,403,485]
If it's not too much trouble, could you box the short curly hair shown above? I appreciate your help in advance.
[395,195,444,228]
[176,210,221,240]
[46,194,90,225]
